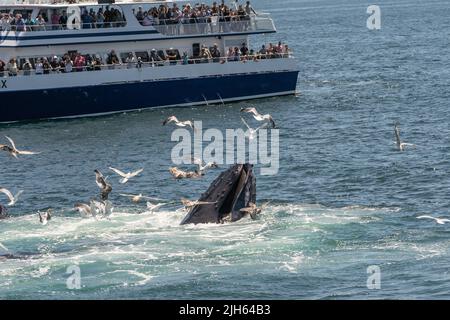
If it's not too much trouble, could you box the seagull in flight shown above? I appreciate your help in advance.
[191,157,218,173]
[240,117,269,140]
[0,187,23,206]
[240,107,276,128]
[0,136,40,158]
[180,198,216,211]
[109,167,144,184]
[163,116,197,132]
[94,169,112,200]
[38,209,52,225]
[146,201,165,212]
[120,193,162,203]
[417,215,450,225]
[169,167,203,179]
[394,123,415,151]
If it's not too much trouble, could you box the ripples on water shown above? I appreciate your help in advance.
[1,0,450,299]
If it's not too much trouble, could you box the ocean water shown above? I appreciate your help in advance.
[1,0,450,299]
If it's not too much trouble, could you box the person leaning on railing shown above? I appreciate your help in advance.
[0,59,6,77]
[22,59,32,76]
[7,58,18,77]
[5,40,291,77]
[1,13,12,31]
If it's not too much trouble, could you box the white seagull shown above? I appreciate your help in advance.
[239,201,271,220]
[417,215,450,225]
[394,123,415,151]
[0,136,40,158]
[146,201,165,212]
[169,167,202,179]
[109,167,144,184]
[240,117,269,140]
[91,199,113,218]
[191,157,218,173]
[120,193,162,203]
[162,116,197,132]
[240,107,276,128]
[74,202,97,218]
[180,198,216,211]
[0,188,23,206]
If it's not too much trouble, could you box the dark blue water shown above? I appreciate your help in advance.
[1,0,450,299]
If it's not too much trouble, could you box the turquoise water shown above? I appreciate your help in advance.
[1,0,450,299]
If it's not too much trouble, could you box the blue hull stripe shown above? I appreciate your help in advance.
[1,29,159,41]
[0,71,298,122]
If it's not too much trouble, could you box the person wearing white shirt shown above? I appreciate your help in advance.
[35,59,44,74]
[64,58,73,73]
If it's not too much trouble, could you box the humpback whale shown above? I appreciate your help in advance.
[180,164,256,225]
[0,204,8,219]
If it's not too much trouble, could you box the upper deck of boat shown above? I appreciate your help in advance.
[1,0,276,45]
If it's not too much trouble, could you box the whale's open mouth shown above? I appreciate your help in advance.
[180,164,256,225]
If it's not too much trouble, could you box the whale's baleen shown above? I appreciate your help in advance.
[180,164,256,225]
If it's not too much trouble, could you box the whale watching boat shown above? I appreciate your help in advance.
[0,0,299,122]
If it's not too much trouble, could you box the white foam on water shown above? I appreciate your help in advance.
[280,252,306,273]
[0,202,397,296]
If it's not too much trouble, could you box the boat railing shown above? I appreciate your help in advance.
[0,15,275,35]
[0,20,127,32]
[151,16,275,36]
[0,52,294,77]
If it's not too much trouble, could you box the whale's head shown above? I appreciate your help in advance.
[180,164,256,225]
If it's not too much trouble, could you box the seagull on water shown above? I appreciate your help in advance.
[169,167,203,179]
[240,107,276,128]
[94,169,112,200]
[239,201,271,220]
[109,167,144,184]
[240,116,269,140]
[163,116,197,132]
[0,136,40,158]
[394,123,415,151]
[74,202,98,218]
[0,187,23,206]
[417,215,450,225]
[91,200,113,218]
[38,209,52,225]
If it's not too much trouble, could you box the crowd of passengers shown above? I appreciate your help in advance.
[0,41,291,76]
[135,1,257,26]
[0,1,257,32]
[0,6,126,31]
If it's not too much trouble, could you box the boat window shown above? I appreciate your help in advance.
[78,4,127,29]
[12,9,33,19]
[37,9,49,22]
[131,4,158,25]
[17,57,37,69]
[135,51,149,62]
[120,52,134,63]
[225,39,246,48]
